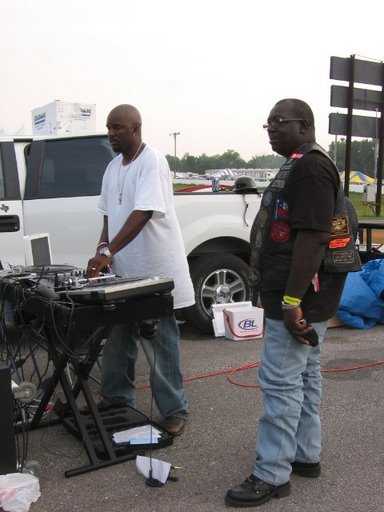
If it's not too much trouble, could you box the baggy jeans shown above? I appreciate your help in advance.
[100,314,189,418]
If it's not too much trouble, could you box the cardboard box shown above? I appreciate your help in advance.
[327,315,344,328]
[223,306,264,341]
[31,100,96,135]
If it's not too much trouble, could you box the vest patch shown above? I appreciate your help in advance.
[329,237,351,249]
[271,221,291,243]
[276,198,289,219]
[331,216,349,236]
[262,191,273,208]
[331,250,356,264]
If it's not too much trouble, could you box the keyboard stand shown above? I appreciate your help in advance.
[20,292,174,477]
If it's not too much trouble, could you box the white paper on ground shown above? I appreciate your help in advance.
[113,425,162,444]
[136,455,171,484]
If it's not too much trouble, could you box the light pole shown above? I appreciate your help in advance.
[169,132,180,174]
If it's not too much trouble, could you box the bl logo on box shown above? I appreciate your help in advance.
[239,319,259,330]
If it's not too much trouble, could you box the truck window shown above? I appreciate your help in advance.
[38,137,114,198]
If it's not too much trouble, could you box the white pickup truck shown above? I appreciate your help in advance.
[0,134,261,333]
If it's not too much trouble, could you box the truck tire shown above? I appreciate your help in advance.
[183,254,251,334]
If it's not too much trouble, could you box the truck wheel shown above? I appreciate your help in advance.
[183,254,251,334]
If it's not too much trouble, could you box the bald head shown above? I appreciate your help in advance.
[265,98,316,157]
[106,104,143,157]
[274,98,315,132]
[109,104,142,126]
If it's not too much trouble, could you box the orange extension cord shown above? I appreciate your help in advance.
[136,358,384,390]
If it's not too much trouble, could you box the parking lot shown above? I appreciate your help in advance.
[18,322,384,512]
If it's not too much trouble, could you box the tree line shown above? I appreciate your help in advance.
[166,150,285,174]
[328,139,377,176]
[167,139,377,176]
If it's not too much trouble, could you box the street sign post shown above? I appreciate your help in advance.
[329,55,383,215]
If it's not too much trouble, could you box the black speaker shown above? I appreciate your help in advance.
[0,362,17,474]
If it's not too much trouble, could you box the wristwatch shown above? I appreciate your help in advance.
[98,246,112,259]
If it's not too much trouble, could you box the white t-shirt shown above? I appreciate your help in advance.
[98,144,195,309]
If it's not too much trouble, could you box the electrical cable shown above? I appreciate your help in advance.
[13,400,30,472]
[135,357,384,391]
[1,272,91,469]
[144,329,163,488]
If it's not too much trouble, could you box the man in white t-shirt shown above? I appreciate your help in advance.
[86,104,195,436]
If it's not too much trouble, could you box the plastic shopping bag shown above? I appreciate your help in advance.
[0,473,40,512]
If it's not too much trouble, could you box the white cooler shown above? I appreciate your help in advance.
[223,306,264,341]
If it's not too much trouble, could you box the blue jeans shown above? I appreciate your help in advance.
[100,315,189,418]
[253,318,328,485]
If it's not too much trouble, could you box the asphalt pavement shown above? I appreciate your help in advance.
[13,322,384,512]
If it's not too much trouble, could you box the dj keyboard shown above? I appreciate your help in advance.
[0,267,174,304]
[58,276,174,303]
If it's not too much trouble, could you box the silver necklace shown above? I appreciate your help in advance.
[117,142,144,204]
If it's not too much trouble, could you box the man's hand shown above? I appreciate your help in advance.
[283,307,317,346]
[86,254,111,278]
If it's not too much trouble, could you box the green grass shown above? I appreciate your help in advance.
[173,182,196,191]
[349,192,384,220]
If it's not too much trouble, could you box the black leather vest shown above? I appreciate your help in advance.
[249,143,361,291]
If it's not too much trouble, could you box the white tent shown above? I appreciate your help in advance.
[215,168,236,177]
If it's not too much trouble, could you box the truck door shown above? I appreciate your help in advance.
[23,136,114,268]
[0,142,25,266]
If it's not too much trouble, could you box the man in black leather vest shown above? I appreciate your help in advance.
[226,99,358,507]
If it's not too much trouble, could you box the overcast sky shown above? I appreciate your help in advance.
[1,0,383,160]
